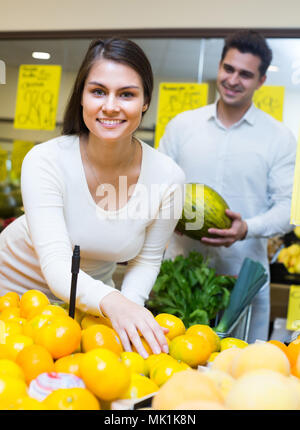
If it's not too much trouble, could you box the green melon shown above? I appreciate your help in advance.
[176,183,232,240]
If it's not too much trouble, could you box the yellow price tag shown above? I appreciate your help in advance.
[14,65,61,130]
[286,284,300,331]
[11,140,35,181]
[253,85,285,122]
[154,82,209,148]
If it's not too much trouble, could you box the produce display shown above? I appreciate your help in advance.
[176,183,232,240]
[0,289,300,410]
[146,251,236,327]
[277,243,300,274]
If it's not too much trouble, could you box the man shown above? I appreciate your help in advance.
[158,30,297,342]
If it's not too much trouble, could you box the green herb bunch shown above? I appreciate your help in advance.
[146,251,236,328]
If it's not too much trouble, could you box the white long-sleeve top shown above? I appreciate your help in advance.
[0,135,185,315]
[159,102,297,277]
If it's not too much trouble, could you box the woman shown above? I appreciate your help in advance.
[0,38,185,358]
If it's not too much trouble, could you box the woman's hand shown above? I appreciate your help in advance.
[201,209,248,248]
[99,291,169,359]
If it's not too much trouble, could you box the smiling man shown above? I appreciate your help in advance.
[159,30,297,343]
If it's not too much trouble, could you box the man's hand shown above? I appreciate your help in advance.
[201,209,248,248]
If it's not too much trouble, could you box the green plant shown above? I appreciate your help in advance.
[146,251,236,328]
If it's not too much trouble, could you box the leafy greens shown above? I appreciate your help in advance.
[146,251,236,328]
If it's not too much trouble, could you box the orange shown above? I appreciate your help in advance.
[150,358,183,387]
[145,353,174,376]
[40,304,68,318]
[132,337,153,356]
[220,337,248,351]
[4,334,34,360]
[186,324,221,353]
[9,317,27,329]
[19,290,50,320]
[0,307,21,322]
[0,359,25,381]
[268,340,289,357]
[80,348,131,401]
[16,344,55,384]
[13,396,45,410]
[35,316,81,359]
[55,302,85,325]
[43,387,100,410]
[287,338,300,368]
[0,292,20,311]
[3,320,24,341]
[0,344,11,360]
[120,351,147,375]
[81,324,123,355]
[120,373,159,399]
[23,314,53,341]
[154,313,186,340]
[0,375,28,406]
[54,353,84,378]
[169,334,211,368]
[292,352,300,378]
[81,314,112,329]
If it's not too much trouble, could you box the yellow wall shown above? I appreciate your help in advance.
[1,0,300,32]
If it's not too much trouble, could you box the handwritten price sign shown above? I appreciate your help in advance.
[253,85,285,122]
[14,65,61,130]
[154,82,209,148]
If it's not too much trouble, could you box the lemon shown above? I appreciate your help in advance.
[120,373,159,399]
[220,337,248,351]
[120,351,147,376]
[0,359,25,380]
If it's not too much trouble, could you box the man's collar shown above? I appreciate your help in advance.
[208,100,257,127]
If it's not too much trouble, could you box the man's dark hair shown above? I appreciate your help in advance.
[221,30,273,76]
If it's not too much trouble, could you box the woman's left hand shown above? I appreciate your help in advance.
[99,290,169,359]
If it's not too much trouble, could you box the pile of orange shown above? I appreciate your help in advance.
[0,290,224,409]
[6,289,300,410]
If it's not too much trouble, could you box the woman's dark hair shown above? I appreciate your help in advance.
[63,38,153,135]
[221,30,273,77]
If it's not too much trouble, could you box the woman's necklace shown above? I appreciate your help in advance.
[82,138,137,191]
[83,141,102,189]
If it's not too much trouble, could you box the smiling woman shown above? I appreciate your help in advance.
[0,38,186,358]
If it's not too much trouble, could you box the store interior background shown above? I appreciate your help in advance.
[1,0,300,339]
[1,37,300,149]
[1,0,300,146]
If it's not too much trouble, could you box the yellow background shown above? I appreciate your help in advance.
[253,85,285,122]
[14,65,61,130]
[154,82,209,148]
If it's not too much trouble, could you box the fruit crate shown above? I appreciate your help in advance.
[214,304,252,342]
